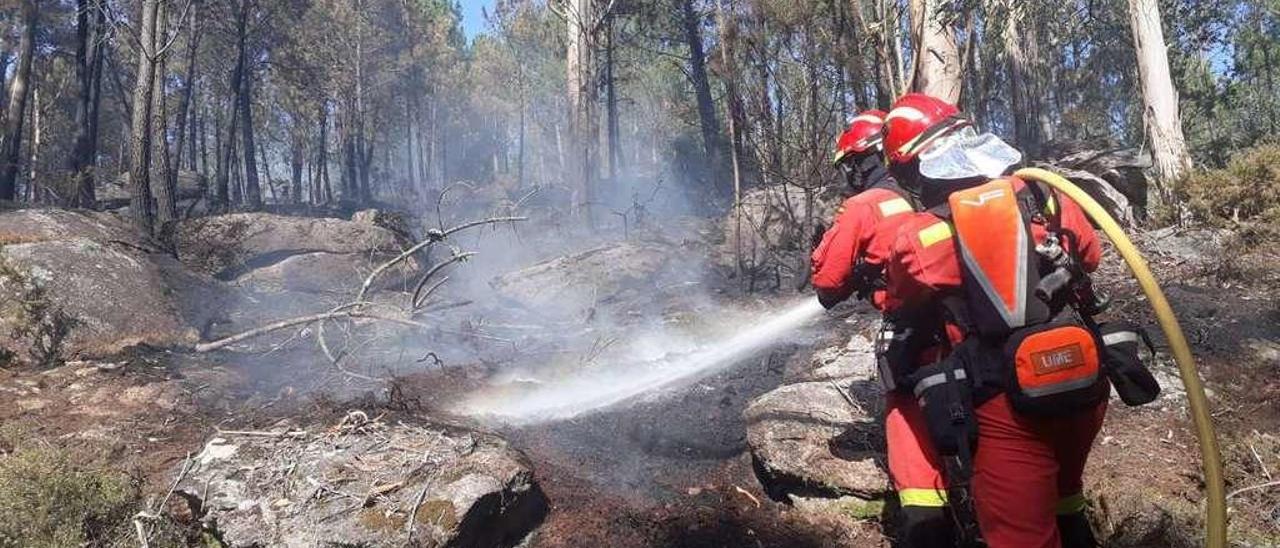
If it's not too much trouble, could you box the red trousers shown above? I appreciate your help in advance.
[972,394,1107,548]
[885,391,947,506]
[885,392,1106,548]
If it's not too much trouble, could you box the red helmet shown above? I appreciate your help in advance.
[883,93,969,164]
[832,109,887,165]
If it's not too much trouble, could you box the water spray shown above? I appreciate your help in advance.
[454,297,825,423]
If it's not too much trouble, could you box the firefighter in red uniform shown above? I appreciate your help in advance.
[879,93,1107,548]
[811,110,957,547]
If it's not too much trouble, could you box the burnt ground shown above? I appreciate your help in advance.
[1,225,1279,546]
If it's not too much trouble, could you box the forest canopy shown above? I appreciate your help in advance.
[0,0,1275,231]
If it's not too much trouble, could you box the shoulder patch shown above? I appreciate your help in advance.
[878,198,912,217]
[918,221,953,247]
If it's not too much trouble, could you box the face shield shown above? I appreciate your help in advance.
[917,126,1023,181]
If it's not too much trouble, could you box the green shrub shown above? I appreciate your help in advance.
[0,446,139,548]
[1178,143,1280,226]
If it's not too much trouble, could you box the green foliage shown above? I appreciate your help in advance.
[0,446,139,548]
[1177,143,1280,226]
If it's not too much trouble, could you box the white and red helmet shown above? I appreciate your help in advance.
[884,93,1021,180]
[832,110,887,166]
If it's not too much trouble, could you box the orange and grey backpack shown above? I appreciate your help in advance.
[935,177,1110,416]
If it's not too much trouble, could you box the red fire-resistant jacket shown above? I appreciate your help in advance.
[810,187,915,310]
[885,177,1102,317]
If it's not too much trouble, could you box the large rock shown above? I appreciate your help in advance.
[1042,165,1140,227]
[0,208,152,248]
[723,186,840,268]
[174,212,409,282]
[231,251,383,294]
[179,421,547,548]
[0,209,218,365]
[787,329,879,383]
[744,378,888,501]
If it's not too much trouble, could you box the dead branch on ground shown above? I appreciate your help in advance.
[193,215,525,369]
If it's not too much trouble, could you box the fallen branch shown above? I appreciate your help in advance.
[215,428,309,438]
[354,216,524,304]
[195,309,431,353]
[411,250,475,308]
[1227,480,1280,500]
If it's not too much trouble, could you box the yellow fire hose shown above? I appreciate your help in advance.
[1015,167,1226,548]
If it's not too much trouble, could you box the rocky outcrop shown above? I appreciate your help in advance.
[744,377,887,501]
[786,328,878,383]
[175,212,418,295]
[175,212,407,278]
[179,421,547,548]
[0,209,220,365]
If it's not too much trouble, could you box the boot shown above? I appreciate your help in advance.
[1057,511,1098,548]
[897,506,956,548]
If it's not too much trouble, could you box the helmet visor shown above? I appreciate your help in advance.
[917,127,1023,180]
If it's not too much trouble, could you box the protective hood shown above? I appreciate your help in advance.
[918,126,1023,181]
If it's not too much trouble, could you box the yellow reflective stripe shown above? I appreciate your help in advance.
[918,222,953,247]
[878,198,912,217]
[1056,493,1087,515]
[1046,194,1058,216]
[898,488,948,508]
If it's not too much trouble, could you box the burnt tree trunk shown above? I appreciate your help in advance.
[0,0,38,201]
[69,0,106,208]
[215,4,248,210]
[151,1,178,223]
[237,1,262,210]
[128,0,161,232]
[172,2,201,189]
[679,0,725,194]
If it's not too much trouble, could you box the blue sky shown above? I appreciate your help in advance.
[459,0,495,40]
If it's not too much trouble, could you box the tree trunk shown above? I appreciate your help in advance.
[405,96,417,190]
[718,0,745,280]
[237,1,262,210]
[1003,0,1046,157]
[27,88,39,202]
[128,0,161,232]
[199,108,209,176]
[318,102,332,203]
[69,0,106,208]
[604,15,620,183]
[260,142,276,203]
[0,0,38,201]
[216,99,239,208]
[908,0,962,103]
[290,129,303,204]
[152,0,179,223]
[1128,0,1192,197]
[216,5,248,210]
[172,3,200,188]
[679,0,725,194]
[566,0,597,223]
[0,53,10,122]
[850,0,896,107]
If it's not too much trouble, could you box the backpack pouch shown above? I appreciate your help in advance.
[1098,322,1161,406]
[1003,322,1109,416]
